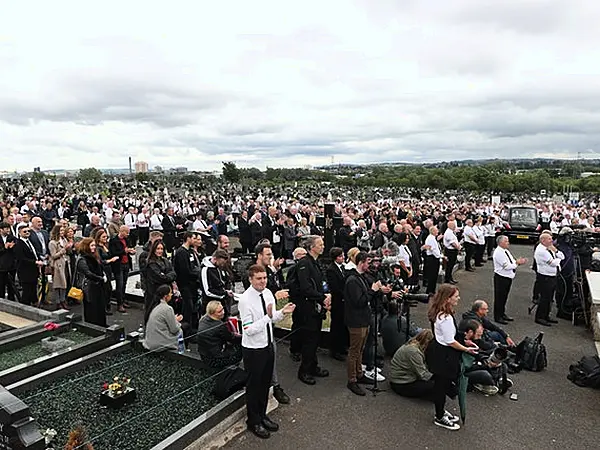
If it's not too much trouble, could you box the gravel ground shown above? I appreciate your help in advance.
[21,349,221,450]
[0,329,91,372]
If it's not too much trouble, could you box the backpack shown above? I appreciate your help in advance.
[516,333,547,372]
[213,367,248,400]
[568,355,600,388]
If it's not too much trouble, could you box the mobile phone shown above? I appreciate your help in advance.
[509,393,518,401]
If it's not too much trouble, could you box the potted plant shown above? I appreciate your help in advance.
[99,375,136,409]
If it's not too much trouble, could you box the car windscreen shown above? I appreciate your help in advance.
[509,208,537,225]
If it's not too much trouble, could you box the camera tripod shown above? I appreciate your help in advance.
[367,293,385,396]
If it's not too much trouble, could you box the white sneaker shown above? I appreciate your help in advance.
[473,383,499,396]
[444,410,460,424]
[361,364,383,374]
[363,369,385,382]
[434,415,461,431]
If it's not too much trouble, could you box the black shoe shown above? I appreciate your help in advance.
[290,352,301,362]
[546,318,559,324]
[298,373,316,385]
[466,268,475,272]
[330,352,346,362]
[495,318,509,325]
[475,264,484,267]
[535,319,552,327]
[449,280,458,285]
[273,385,290,405]
[347,382,366,396]
[248,424,270,439]
[105,309,114,316]
[261,416,279,432]
[312,367,329,377]
[357,375,375,385]
[502,315,514,322]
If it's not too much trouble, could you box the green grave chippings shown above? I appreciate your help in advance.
[0,330,92,372]
[22,350,220,450]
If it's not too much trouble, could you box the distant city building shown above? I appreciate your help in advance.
[33,167,41,173]
[170,167,188,174]
[135,161,148,173]
[153,165,163,173]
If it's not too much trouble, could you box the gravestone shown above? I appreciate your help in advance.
[0,386,44,450]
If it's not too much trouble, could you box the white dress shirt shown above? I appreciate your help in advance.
[534,244,564,276]
[425,234,443,259]
[239,286,284,349]
[150,214,163,230]
[124,213,137,229]
[463,225,477,244]
[493,246,517,279]
[443,228,459,250]
[398,244,412,269]
[137,213,149,228]
[474,225,485,245]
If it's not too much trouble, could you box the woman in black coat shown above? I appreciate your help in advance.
[143,240,177,312]
[76,238,107,327]
[95,228,119,315]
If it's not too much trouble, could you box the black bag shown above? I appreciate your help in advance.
[213,367,248,400]
[568,355,600,388]
[516,333,547,372]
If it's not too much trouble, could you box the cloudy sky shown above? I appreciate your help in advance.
[1,0,599,172]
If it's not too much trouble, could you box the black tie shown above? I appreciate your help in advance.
[259,293,272,346]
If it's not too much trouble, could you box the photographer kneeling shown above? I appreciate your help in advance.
[389,330,435,399]
[458,319,512,396]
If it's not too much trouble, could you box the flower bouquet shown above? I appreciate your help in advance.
[99,375,136,409]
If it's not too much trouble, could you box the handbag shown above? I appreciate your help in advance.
[67,257,85,303]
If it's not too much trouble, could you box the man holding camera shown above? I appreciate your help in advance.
[345,251,382,396]
[534,232,564,326]
[462,300,515,351]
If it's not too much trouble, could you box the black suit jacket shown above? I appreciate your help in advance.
[108,235,131,272]
[326,262,345,304]
[14,239,40,283]
[161,215,177,235]
[0,235,17,272]
[29,229,49,259]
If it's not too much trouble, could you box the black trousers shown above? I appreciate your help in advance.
[20,282,37,305]
[464,243,475,269]
[298,314,322,376]
[243,345,274,427]
[424,256,440,294]
[475,244,485,264]
[138,227,149,246]
[329,298,348,355]
[493,273,513,320]
[128,229,139,248]
[180,285,199,339]
[433,375,452,420]
[535,274,556,320]
[485,236,496,258]
[444,249,458,282]
[390,380,435,400]
[0,270,16,301]
[289,308,304,355]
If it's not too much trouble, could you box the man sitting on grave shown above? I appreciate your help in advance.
[196,300,242,369]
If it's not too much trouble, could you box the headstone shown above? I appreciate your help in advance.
[0,386,44,450]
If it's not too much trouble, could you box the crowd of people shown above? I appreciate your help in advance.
[2,176,600,437]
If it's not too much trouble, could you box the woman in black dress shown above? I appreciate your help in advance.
[76,237,108,327]
[144,239,177,313]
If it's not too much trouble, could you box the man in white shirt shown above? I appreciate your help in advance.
[463,219,477,272]
[443,221,461,284]
[492,236,527,324]
[239,264,295,439]
[124,206,138,248]
[423,226,446,295]
[533,233,564,326]
[149,208,163,231]
[137,207,150,246]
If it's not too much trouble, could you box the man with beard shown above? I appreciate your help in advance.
[296,236,331,385]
